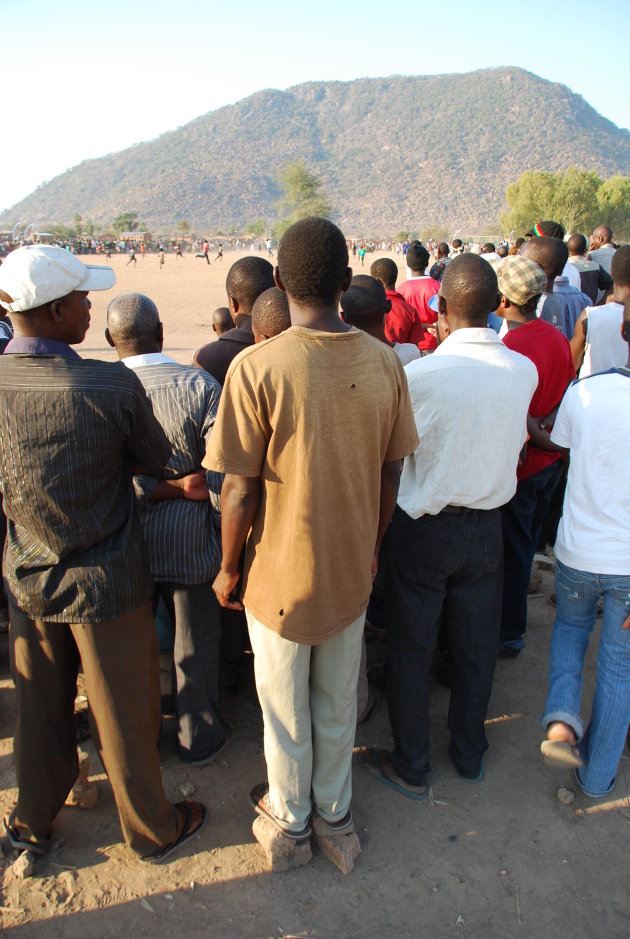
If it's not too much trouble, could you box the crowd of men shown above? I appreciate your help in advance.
[0,215,627,875]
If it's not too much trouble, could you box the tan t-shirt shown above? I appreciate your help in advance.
[203,326,418,644]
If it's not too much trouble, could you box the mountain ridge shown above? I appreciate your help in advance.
[3,67,629,234]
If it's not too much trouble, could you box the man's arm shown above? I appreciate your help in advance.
[213,474,261,609]
[372,460,402,579]
[570,310,588,371]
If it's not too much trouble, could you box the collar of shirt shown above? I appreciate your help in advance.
[219,322,254,343]
[434,326,502,354]
[121,352,179,369]
[4,337,80,357]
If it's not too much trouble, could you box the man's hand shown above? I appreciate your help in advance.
[179,471,210,501]
[213,569,243,610]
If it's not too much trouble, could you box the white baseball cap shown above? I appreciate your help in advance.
[0,244,115,313]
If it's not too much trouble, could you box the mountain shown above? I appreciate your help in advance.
[3,67,630,235]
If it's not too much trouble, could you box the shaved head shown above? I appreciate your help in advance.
[520,237,568,280]
[441,254,499,325]
[107,292,160,343]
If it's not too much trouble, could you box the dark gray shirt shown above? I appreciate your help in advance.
[124,354,222,584]
[0,353,171,622]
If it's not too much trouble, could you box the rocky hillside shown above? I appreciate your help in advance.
[3,67,629,234]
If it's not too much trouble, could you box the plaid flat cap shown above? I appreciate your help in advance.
[496,256,547,306]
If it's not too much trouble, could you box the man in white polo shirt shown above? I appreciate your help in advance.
[361,254,537,797]
[540,298,630,798]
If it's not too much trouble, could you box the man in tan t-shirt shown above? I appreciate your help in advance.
[204,217,418,866]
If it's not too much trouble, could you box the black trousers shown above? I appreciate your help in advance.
[153,581,225,761]
[385,505,503,784]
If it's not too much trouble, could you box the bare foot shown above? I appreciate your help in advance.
[546,721,576,746]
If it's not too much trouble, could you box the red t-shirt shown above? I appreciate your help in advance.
[397,277,440,351]
[385,290,425,348]
[502,318,576,480]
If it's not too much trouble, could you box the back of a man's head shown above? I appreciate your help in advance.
[277,217,349,307]
[406,243,430,275]
[481,243,496,255]
[252,287,291,341]
[567,234,587,257]
[340,278,387,330]
[611,245,630,287]
[212,306,234,335]
[520,237,568,281]
[592,224,613,246]
[441,254,499,326]
[107,292,160,344]
[370,257,398,289]
[226,256,275,314]
[437,242,450,258]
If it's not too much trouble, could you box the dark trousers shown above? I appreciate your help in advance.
[10,601,182,856]
[385,506,503,784]
[500,459,564,650]
[153,581,225,762]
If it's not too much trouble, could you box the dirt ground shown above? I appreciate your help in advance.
[0,250,628,938]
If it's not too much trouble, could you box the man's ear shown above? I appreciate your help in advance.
[156,321,164,345]
[104,327,115,348]
[274,266,286,293]
[228,296,239,315]
[341,266,353,293]
[50,300,64,323]
[385,299,392,314]
[438,295,448,317]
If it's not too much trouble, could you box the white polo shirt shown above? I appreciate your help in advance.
[398,328,537,518]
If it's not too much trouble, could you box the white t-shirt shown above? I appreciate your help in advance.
[398,328,537,517]
[579,302,626,378]
[551,370,630,575]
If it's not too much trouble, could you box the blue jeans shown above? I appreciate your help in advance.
[385,506,503,784]
[542,561,630,798]
[500,459,564,650]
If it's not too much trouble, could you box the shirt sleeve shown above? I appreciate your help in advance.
[550,385,574,449]
[384,358,420,461]
[202,356,269,476]
[125,376,172,472]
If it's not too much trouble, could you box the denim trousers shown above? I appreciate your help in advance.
[542,560,630,798]
[500,459,564,650]
[247,611,364,832]
[384,505,503,784]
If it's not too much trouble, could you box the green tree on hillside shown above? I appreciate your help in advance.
[501,168,630,239]
[177,219,190,236]
[274,162,332,237]
[112,212,139,235]
[249,219,267,237]
[597,176,630,240]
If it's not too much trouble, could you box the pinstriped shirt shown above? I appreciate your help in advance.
[123,354,222,584]
[0,352,171,622]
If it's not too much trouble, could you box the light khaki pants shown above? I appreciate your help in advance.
[247,611,365,833]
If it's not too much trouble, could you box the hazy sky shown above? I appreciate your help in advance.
[3,0,629,217]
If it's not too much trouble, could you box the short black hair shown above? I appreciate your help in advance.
[452,238,463,249]
[277,217,349,306]
[496,245,508,258]
[212,306,234,330]
[481,243,496,254]
[611,245,630,287]
[567,234,587,256]
[251,286,291,337]
[226,256,275,313]
[370,257,398,288]
[340,279,387,328]
[441,254,499,326]
[406,243,430,273]
[521,237,568,280]
[437,242,450,258]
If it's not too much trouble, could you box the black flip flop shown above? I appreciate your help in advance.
[140,801,208,864]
